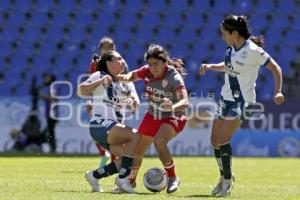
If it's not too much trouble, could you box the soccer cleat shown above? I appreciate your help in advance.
[115,176,135,194]
[85,171,104,192]
[112,176,136,193]
[166,176,180,194]
[219,179,233,197]
[211,176,224,196]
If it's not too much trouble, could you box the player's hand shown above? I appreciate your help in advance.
[116,74,129,82]
[273,92,284,105]
[199,64,211,75]
[161,98,173,111]
[101,75,113,86]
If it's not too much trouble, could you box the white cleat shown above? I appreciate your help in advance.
[85,171,104,192]
[211,176,224,196]
[219,179,233,197]
[167,176,181,194]
[115,176,135,194]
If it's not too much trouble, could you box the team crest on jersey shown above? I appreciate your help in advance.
[241,51,247,58]
[162,79,168,88]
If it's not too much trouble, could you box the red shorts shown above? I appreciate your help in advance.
[138,112,187,137]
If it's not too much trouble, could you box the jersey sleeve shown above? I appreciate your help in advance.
[85,71,102,83]
[134,65,149,80]
[169,69,185,91]
[253,47,271,67]
[126,82,140,104]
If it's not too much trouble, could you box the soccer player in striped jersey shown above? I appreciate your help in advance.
[199,15,284,197]
[78,51,140,193]
[117,44,189,194]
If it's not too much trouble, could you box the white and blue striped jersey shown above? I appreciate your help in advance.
[221,39,270,103]
[86,71,139,123]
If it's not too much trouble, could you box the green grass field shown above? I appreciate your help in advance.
[0,156,299,200]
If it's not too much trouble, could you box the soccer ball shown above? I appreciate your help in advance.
[143,167,167,192]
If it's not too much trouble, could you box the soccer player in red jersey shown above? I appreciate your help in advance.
[117,44,189,194]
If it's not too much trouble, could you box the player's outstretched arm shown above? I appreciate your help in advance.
[266,58,284,105]
[199,62,225,75]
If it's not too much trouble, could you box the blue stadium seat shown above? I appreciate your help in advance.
[264,28,283,46]
[0,0,11,12]
[285,29,300,46]
[39,40,57,56]
[206,13,224,29]
[277,0,297,14]
[291,14,300,30]
[35,0,57,13]
[74,12,94,28]
[125,0,145,12]
[255,0,276,13]
[213,0,233,13]
[1,26,20,42]
[23,25,42,42]
[97,11,116,28]
[168,0,189,13]
[199,28,220,45]
[177,27,197,43]
[46,27,65,42]
[12,0,33,12]
[184,13,204,29]
[145,0,167,13]
[68,27,88,42]
[141,14,161,28]
[8,12,27,26]
[270,14,291,30]
[57,0,79,13]
[101,0,123,12]
[17,42,36,57]
[50,11,70,27]
[28,11,49,26]
[79,0,99,13]
[154,28,176,45]
[189,0,210,13]
[113,26,132,43]
[0,42,12,56]
[234,0,254,14]
[249,14,269,31]
[163,13,184,29]
[135,26,155,43]
[118,12,139,27]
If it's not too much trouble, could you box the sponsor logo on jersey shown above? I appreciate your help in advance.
[162,79,168,88]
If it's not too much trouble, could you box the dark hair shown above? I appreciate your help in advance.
[144,44,186,76]
[222,15,264,47]
[98,36,116,50]
[95,51,116,75]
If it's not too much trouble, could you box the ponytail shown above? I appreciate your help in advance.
[167,58,186,77]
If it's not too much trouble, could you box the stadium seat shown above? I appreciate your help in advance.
[277,0,296,14]
[74,12,95,28]
[56,0,79,13]
[264,28,283,46]
[22,25,42,42]
[189,0,210,13]
[125,0,146,12]
[101,0,123,12]
[206,13,225,29]
[7,12,27,27]
[28,11,49,26]
[118,12,139,27]
[163,13,184,29]
[270,14,291,30]
[1,26,20,42]
[184,13,204,29]
[113,26,133,44]
[145,0,167,13]
[234,0,254,14]
[249,14,269,31]
[35,0,57,13]
[213,0,233,13]
[0,42,12,56]
[0,0,11,12]
[168,0,189,13]
[140,14,161,28]
[291,14,300,30]
[285,29,300,46]
[12,0,33,12]
[79,0,100,14]
[255,0,276,13]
